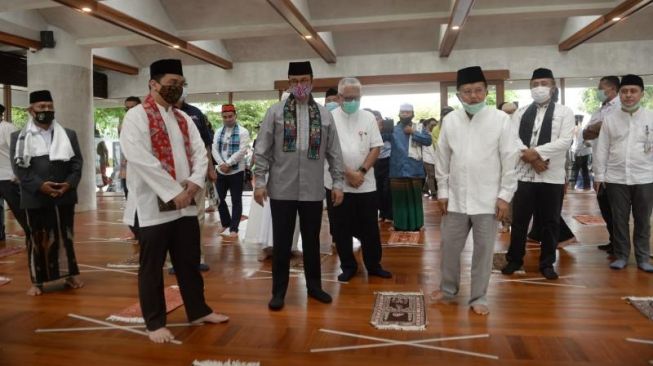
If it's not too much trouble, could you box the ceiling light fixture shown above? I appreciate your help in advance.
[172,44,180,49]
[304,35,313,39]
[612,17,621,21]
[451,25,460,30]
[81,6,92,12]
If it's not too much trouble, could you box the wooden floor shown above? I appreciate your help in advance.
[1,191,652,366]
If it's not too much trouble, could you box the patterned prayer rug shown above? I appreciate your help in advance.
[574,215,606,225]
[492,252,525,274]
[0,246,23,258]
[106,286,183,323]
[624,296,653,320]
[192,361,260,366]
[385,231,421,246]
[0,276,11,286]
[370,291,427,331]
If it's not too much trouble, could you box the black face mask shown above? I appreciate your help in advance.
[158,85,183,105]
[35,111,55,125]
[399,117,413,124]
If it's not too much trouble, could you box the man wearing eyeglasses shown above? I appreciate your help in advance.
[120,59,228,343]
[324,77,392,282]
[593,74,653,273]
[502,68,574,280]
[433,66,517,315]
[254,61,345,310]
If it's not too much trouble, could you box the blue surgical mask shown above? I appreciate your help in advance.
[462,100,486,115]
[597,89,608,103]
[622,102,641,113]
[342,100,360,114]
[326,101,339,111]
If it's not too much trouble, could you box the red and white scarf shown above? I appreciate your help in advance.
[142,94,192,179]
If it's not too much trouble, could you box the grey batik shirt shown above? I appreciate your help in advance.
[254,98,345,202]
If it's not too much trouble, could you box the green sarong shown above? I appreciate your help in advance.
[390,178,424,231]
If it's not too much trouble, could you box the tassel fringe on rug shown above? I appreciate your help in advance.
[623,296,653,320]
[192,360,260,366]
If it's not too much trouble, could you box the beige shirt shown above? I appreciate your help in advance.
[254,99,344,201]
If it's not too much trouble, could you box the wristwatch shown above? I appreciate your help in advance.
[358,166,367,174]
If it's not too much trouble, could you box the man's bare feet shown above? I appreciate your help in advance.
[148,327,175,343]
[430,290,455,304]
[471,304,490,315]
[64,276,84,289]
[192,312,229,324]
[26,285,42,296]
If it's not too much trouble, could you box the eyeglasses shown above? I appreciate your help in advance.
[288,77,311,86]
[458,88,486,97]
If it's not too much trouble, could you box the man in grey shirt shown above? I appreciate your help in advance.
[254,61,345,311]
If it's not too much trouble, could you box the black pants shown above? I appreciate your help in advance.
[508,182,564,269]
[122,178,128,198]
[270,199,323,298]
[606,183,653,263]
[138,217,212,331]
[0,180,28,232]
[326,189,383,272]
[215,171,244,232]
[374,157,393,220]
[571,155,591,189]
[596,184,614,245]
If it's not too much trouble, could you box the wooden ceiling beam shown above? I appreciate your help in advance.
[92,55,139,75]
[559,0,653,51]
[267,0,337,64]
[439,0,476,57]
[0,30,42,50]
[52,0,233,69]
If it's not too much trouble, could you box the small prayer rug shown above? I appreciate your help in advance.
[0,246,23,258]
[106,255,139,269]
[370,291,427,331]
[574,215,606,225]
[192,360,260,366]
[0,276,11,286]
[492,252,525,274]
[385,231,421,246]
[107,286,183,323]
[624,296,653,320]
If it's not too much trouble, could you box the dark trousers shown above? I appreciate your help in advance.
[0,180,28,233]
[270,199,323,298]
[138,216,212,331]
[571,155,591,189]
[606,183,653,263]
[596,184,614,245]
[215,171,244,232]
[374,157,393,220]
[122,178,128,198]
[326,189,383,273]
[508,181,564,269]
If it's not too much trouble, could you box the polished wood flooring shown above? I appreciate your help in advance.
[1,191,652,366]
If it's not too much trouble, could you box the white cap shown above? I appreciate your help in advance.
[399,103,414,112]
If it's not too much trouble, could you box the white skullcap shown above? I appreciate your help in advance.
[399,103,414,112]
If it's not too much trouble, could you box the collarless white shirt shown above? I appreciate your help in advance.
[0,121,17,180]
[212,123,250,175]
[511,102,575,184]
[435,107,518,215]
[594,107,653,185]
[120,102,208,227]
[324,108,383,193]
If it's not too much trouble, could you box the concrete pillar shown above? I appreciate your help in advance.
[27,26,95,212]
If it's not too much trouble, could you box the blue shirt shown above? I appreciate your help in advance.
[385,121,432,178]
[181,103,213,147]
[379,140,391,159]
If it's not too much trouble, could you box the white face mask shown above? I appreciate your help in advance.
[531,86,551,104]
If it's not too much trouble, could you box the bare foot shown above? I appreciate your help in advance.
[26,285,42,296]
[430,290,455,304]
[64,276,84,289]
[471,304,490,315]
[192,312,229,324]
[148,327,175,343]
